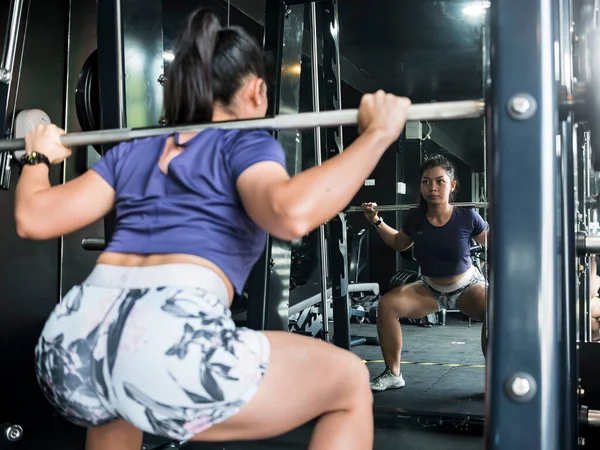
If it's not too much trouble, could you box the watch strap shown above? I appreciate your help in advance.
[19,151,51,171]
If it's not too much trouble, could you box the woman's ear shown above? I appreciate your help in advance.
[250,78,266,106]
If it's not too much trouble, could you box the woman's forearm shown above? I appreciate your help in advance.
[14,165,52,230]
[278,128,395,232]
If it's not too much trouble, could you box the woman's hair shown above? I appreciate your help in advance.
[163,8,268,125]
[417,154,458,216]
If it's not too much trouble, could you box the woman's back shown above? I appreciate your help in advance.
[91,128,287,294]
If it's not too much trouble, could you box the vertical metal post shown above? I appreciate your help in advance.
[319,0,350,349]
[0,0,24,190]
[582,131,593,341]
[245,0,285,331]
[576,128,591,341]
[584,132,595,341]
[97,0,126,131]
[557,0,579,447]
[309,2,330,339]
[481,0,491,346]
[121,0,163,128]
[0,0,24,84]
[57,0,73,303]
[247,0,304,332]
[0,75,9,137]
[96,0,162,241]
[97,0,126,244]
[487,0,562,448]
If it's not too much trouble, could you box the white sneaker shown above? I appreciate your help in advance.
[370,369,405,392]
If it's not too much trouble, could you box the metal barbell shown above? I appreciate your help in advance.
[345,202,488,213]
[80,200,489,251]
[0,100,485,152]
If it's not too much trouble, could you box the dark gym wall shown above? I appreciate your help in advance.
[0,0,70,426]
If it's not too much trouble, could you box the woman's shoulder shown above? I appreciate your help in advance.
[225,128,280,148]
[454,205,480,216]
[405,208,421,220]
[453,206,485,225]
[402,208,422,228]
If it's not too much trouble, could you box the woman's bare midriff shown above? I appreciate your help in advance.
[427,273,466,286]
[96,252,235,303]
[94,140,237,303]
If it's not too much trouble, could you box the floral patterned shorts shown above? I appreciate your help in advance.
[417,264,487,311]
[34,264,270,441]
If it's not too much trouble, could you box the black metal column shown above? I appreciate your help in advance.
[560,116,580,450]
[97,0,126,132]
[0,80,10,191]
[575,126,589,340]
[246,0,304,332]
[97,0,126,244]
[560,117,579,450]
[557,0,578,447]
[318,0,350,349]
[0,81,8,137]
[487,0,562,449]
[244,0,286,331]
[96,0,163,243]
[0,0,24,190]
[579,131,593,341]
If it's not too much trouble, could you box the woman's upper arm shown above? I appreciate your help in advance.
[471,209,489,246]
[394,229,414,252]
[45,170,115,232]
[17,143,125,240]
[229,132,300,240]
[395,212,415,251]
[18,170,115,240]
[473,230,488,246]
[236,162,295,239]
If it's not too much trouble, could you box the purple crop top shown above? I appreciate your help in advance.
[401,206,488,278]
[91,129,287,294]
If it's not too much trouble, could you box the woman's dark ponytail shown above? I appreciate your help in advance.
[164,9,222,125]
[164,7,268,126]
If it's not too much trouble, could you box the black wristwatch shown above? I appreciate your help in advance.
[19,151,51,171]
[372,217,383,227]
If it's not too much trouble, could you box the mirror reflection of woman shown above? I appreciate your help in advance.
[587,255,600,340]
[362,155,489,392]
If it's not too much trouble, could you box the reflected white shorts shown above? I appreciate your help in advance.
[418,265,486,310]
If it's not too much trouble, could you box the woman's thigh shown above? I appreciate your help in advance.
[35,284,125,428]
[190,330,372,442]
[458,283,487,321]
[378,282,439,319]
[591,296,600,318]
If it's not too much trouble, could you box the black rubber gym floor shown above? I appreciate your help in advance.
[350,313,486,415]
[24,415,483,450]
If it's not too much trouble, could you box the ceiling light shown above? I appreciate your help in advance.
[163,51,175,62]
[463,1,491,17]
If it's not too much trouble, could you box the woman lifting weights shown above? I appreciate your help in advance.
[14,8,412,450]
[361,155,489,392]
[587,255,600,340]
